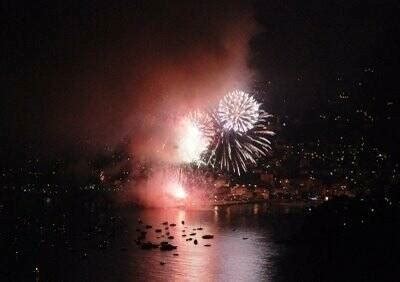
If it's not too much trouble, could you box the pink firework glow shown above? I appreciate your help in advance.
[167,181,187,199]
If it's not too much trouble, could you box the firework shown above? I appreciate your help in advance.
[188,110,215,140]
[205,92,275,175]
[163,165,211,203]
[218,90,261,133]
[166,179,187,199]
[176,111,213,165]
[174,91,274,175]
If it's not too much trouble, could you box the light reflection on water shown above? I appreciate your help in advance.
[91,203,293,282]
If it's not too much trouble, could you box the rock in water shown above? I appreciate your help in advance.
[160,243,177,251]
[141,242,159,250]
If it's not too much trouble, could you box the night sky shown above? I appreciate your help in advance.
[2,0,399,164]
[2,3,400,280]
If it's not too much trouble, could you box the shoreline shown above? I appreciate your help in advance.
[122,199,320,210]
[182,199,322,209]
[124,200,322,209]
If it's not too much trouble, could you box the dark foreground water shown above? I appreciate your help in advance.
[98,204,301,282]
[3,201,305,281]
[5,195,398,282]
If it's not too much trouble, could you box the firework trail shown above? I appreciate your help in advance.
[204,109,274,175]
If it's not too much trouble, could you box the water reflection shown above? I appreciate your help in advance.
[253,203,259,215]
[117,203,278,281]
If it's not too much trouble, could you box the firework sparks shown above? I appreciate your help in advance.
[188,110,215,140]
[173,90,274,175]
[176,111,213,165]
[167,180,187,199]
[205,91,275,175]
[218,90,261,133]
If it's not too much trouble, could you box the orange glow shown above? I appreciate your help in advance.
[177,117,209,164]
[169,182,187,199]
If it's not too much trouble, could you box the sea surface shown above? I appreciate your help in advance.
[4,192,399,281]
[4,201,306,281]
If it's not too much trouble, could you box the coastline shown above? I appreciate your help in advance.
[186,199,321,208]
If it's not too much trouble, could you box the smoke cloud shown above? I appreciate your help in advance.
[4,1,257,160]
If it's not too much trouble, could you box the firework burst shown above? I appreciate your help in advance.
[174,91,274,175]
[187,110,215,141]
[204,91,275,175]
[218,90,261,133]
[176,111,214,165]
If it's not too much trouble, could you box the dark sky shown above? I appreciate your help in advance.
[251,0,399,105]
[2,0,399,161]
[251,0,399,152]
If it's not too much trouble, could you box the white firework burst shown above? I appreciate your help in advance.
[176,111,214,165]
[188,110,215,140]
[173,90,275,176]
[204,110,274,175]
[218,90,261,133]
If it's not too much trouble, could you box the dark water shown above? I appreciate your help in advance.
[4,193,399,281]
[93,204,301,282]
[6,202,304,281]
